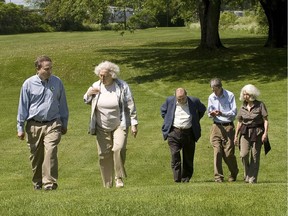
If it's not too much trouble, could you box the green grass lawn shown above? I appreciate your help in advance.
[0,27,287,215]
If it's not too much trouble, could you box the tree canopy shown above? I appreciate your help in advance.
[2,0,287,48]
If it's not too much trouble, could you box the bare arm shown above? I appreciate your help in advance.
[262,117,268,142]
[234,121,242,145]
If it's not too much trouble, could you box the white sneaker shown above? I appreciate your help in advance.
[105,182,112,188]
[115,178,124,188]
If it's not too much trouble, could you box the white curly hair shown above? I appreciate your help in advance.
[239,84,260,101]
[94,61,120,79]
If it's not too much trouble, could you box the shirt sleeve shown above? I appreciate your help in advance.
[197,99,206,119]
[160,99,168,119]
[124,84,138,126]
[83,86,93,104]
[261,102,268,118]
[17,84,29,133]
[207,96,215,118]
[59,82,69,129]
[221,94,237,118]
[236,106,243,122]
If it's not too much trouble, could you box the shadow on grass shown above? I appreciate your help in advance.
[97,37,287,84]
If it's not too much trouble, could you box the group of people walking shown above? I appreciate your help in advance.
[16,57,269,190]
[161,78,269,185]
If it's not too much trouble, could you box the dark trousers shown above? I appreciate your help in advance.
[167,127,196,182]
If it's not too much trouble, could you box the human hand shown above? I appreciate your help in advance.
[209,110,222,117]
[131,125,138,138]
[17,132,25,140]
[88,87,100,96]
[261,133,268,143]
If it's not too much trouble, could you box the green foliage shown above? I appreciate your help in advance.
[0,0,269,35]
[0,3,51,34]
[172,0,198,23]
[254,4,268,34]
[0,28,287,215]
[24,0,50,9]
[44,0,89,31]
[219,6,268,35]
[85,0,110,25]
[219,11,238,28]
[128,9,159,29]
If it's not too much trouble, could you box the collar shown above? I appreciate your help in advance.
[213,90,225,99]
[176,101,188,106]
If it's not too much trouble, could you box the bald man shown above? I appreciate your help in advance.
[161,88,206,183]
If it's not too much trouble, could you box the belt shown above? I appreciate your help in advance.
[30,119,55,124]
[172,126,192,132]
[214,122,234,126]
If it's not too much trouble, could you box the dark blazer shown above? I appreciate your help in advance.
[161,96,206,142]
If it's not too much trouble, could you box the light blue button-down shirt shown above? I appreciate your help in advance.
[17,74,69,133]
[207,89,237,123]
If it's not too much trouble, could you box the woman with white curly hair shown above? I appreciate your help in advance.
[84,61,138,188]
[234,84,269,184]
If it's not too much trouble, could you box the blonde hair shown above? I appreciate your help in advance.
[94,61,120,79]
[239,84,260,101]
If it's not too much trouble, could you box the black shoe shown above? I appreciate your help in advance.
[182,178,190,183]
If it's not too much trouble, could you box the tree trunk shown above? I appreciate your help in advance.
[123,6,127,30]
[198,0,224,49]
[259,0,287,48]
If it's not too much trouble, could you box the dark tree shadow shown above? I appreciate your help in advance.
[96,37,287,84]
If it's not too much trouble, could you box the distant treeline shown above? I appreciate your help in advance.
[0,2,52,34]
[0,3,53,34]
[0,2,184,34]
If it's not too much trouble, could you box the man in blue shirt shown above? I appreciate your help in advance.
[17,56,69,190]
[208,78,239,182]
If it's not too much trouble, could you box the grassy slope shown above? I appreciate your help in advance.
[0,28,286,215]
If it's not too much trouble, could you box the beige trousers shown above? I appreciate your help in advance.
[210,124,239,181]
[95,125,128,187]
[25,119,62,188]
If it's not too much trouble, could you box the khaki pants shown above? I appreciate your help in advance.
[25,119,62,188]
[240,134,262,183]
[210,124,239,181]
[95,125,128,187]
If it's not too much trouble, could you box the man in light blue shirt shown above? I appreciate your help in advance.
[17,56,69,190]
[207,78,238,183]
